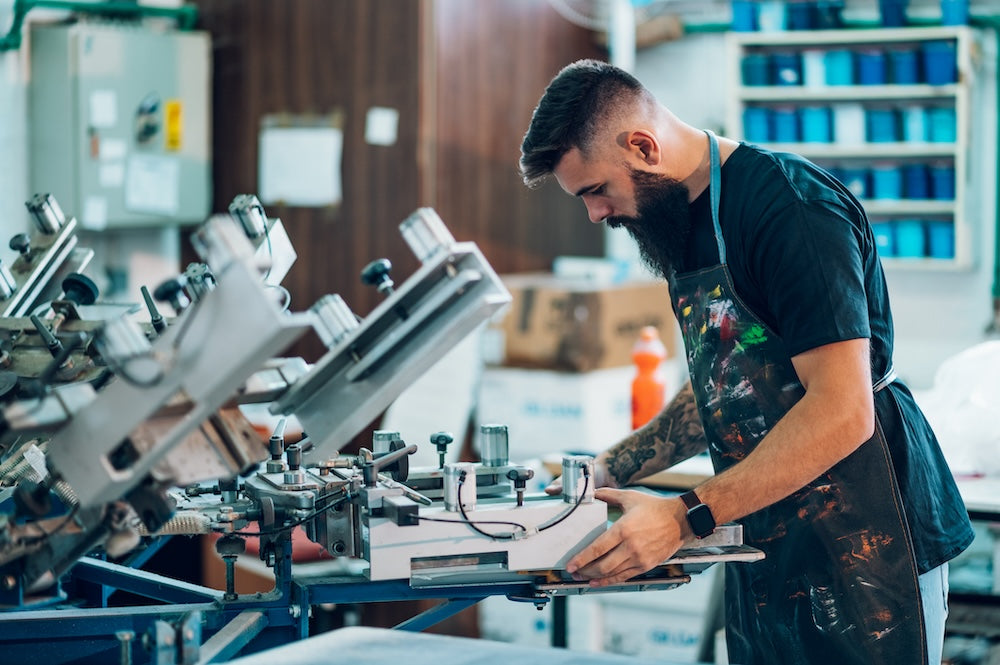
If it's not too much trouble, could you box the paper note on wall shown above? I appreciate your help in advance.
[259,116,343,207]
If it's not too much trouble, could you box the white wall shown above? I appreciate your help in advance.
[0,0,29,250]
[634,28,998,389]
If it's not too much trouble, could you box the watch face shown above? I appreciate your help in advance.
[688,504,716,538]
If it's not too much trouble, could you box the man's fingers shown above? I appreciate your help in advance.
[594,487,630,507]
[566,527,622,574]
[588,563,644,588]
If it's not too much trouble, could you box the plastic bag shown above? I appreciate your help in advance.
[916,341,1000,476]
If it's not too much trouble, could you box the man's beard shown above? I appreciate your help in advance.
[606,167,692,279]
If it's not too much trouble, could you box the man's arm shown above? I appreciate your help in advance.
[599,382,708,488]
[565,337,874,587]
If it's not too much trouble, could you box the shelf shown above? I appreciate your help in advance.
[762,142,956,159]
[738,84,959,103]
[726,25,978,270]
[880,256,970,271]
[862,200,956,216]
[728,25,972,48]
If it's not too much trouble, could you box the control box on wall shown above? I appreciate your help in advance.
[29,22,211,229]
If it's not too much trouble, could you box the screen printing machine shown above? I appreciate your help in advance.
[0,194,763,664]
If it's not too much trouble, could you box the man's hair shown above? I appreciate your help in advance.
[519,59,646,188]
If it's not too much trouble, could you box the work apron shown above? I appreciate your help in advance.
[668,131,925,664]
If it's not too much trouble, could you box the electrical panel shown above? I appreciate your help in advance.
[29,22,211,229]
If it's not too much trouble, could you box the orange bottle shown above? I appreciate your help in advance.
[631,326,667,429]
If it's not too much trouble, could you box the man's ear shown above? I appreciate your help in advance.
[628,130,661,166]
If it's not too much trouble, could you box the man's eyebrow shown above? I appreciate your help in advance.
[573,183,601,197]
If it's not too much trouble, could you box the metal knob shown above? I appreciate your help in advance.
[9,233,30,257]
[61,272,99,306]
[153,276,192,314]
[361,258,394,296]
[430,431,453,469]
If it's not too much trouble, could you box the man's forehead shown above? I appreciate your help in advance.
[553,147,598,194]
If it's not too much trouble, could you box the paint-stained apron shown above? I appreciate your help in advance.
[668,132,925,664]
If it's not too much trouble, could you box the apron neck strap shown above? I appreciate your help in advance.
[705,129,725,265]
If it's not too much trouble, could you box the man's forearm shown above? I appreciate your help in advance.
[601,382,708,487]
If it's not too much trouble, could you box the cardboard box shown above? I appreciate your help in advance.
[598,565,719,663]
[478,594,603,652]
[476,365,634,461]
[476,360,687,463]
[495,273,677,372]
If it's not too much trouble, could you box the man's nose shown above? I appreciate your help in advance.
[584,199,611,224]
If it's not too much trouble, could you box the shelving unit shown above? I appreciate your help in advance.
[726,26,981,269]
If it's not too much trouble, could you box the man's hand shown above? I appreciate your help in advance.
[565,488,688,587]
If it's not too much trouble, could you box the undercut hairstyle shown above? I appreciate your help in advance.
[519,59,647,188]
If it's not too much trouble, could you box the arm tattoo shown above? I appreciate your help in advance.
[604,382,707,487]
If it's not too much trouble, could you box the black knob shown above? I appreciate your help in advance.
[153,275,191,313]
[286,444,302,471]
[506,467,535,489]
[431,431,453,469]
[215,534,246,557]
[62,272,99,306]
[361,258,395,295]
[9,233,29,256]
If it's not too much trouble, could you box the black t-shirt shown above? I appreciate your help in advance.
[680,142,973,573]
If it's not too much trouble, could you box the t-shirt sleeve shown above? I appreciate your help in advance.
[746,198,872,357]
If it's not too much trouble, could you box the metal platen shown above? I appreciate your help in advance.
[272,208,512,458]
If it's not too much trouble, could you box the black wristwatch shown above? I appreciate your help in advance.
[680,490,716,539]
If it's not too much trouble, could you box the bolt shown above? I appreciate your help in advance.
[116,631,134,665]
[2,576,16,590]
[289,605,301,619]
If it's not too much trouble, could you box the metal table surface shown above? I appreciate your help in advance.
[224,625,674,665]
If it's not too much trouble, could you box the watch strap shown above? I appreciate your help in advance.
[679,490,701,511]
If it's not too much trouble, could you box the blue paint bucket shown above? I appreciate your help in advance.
[879,0,908,27]
[787,1,815,30]
[873,222,896,257]
[772,52,803,86]
[867,108,899,143]
[940,0,969,26]
[893,219,926,257]
[923,41,957,85]
[926,220,955,258]
[731,0,759,31]
[772,107,800,142]
[930,163,956,200]
[758,1,788,31]
[902,106,928,142]
[801,107,833,142]
[903,164,930,199]
[839,168,870,199]
[927,107,957,142]
[742,53,771,85]
[858,50,887,85]
[824,50,854,85]
[743,107,771,143]
[871,165,903,200]
[889,49,920,84]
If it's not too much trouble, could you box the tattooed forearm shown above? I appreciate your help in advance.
[602,382,707,487]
